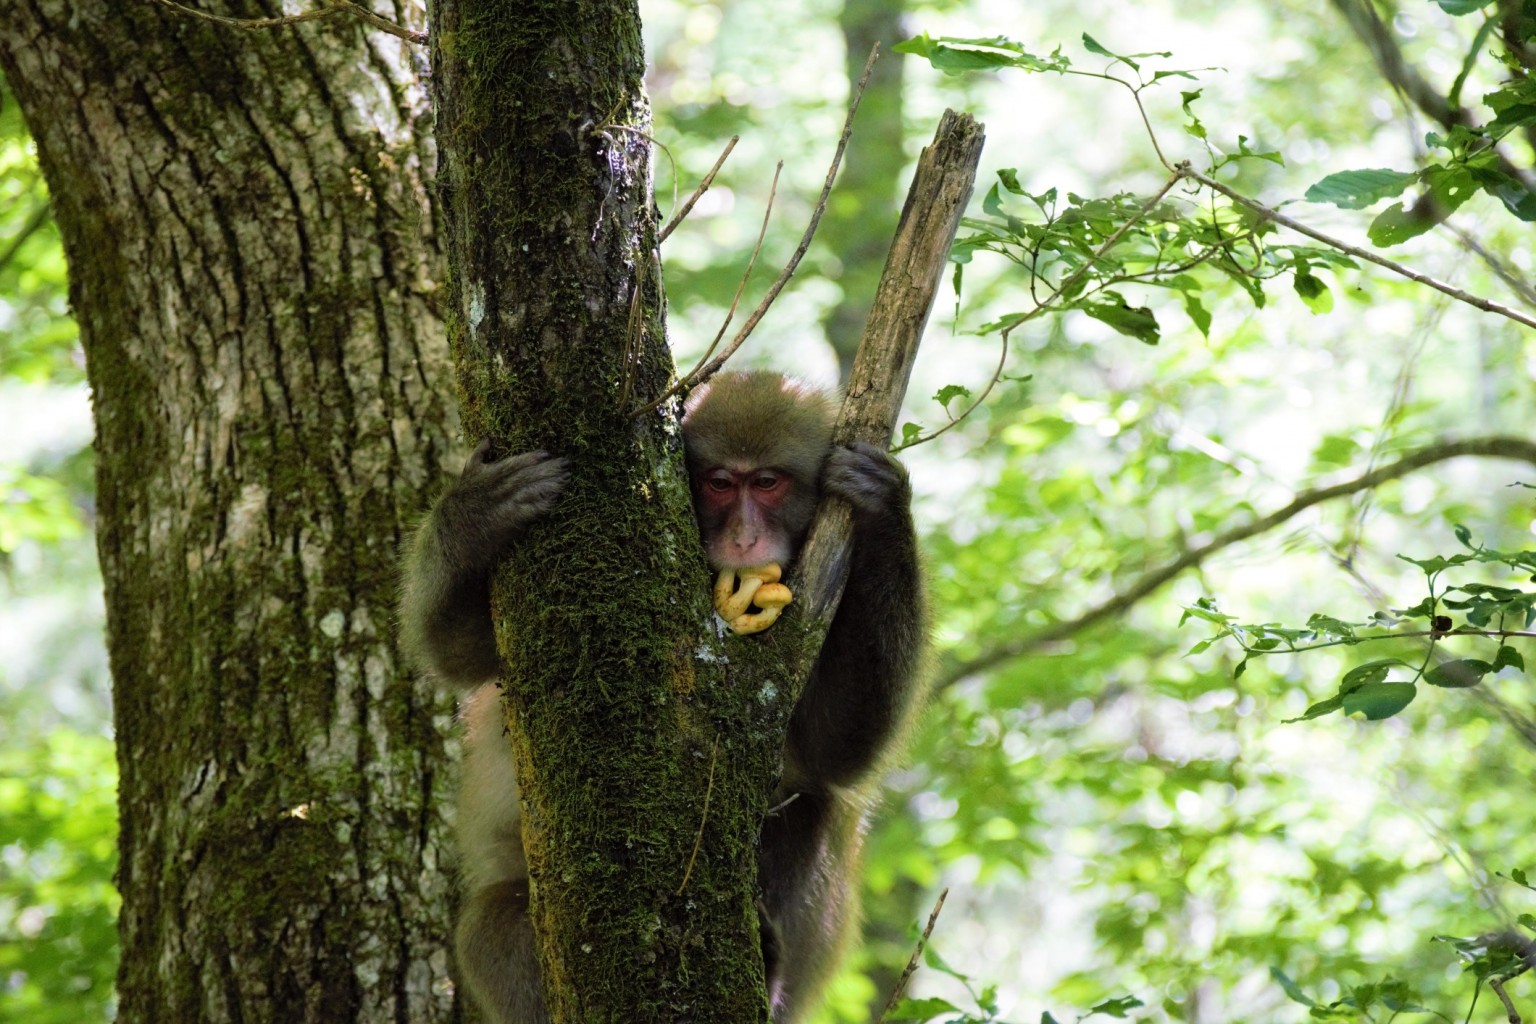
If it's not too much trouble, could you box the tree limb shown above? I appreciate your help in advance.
[1330,0,1536,192]
[794,110,986,628]
[1178,164,1536,332]
[936,435,1536,689]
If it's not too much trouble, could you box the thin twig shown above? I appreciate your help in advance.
[1489,978,1522,1024]
[899,172,1179,448]
[878,888,949,1022]
[1177,163,1536,332]
[148,0,426,45]
[893,329,1009,452]
[669,165,781,400]
[660,136,739,243]
[640,44,880,416]
[675,735,721,896]
[935,435,1536,689]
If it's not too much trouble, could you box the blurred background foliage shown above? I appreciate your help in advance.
[2,0,1533,1021]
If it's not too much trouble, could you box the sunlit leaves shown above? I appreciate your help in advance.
[1303,169,1418,209]
[1306,73,1536,242]
[1190,531,1535,724]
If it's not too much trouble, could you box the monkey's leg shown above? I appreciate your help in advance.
[758,793,862,1024]
[456,879,547,1024]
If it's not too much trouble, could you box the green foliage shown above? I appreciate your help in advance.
[0,77,78,384]
[897,34,1363,352]
[1187,530,1535,724]
[1305,54,1536,242]
[0,730,119,1024]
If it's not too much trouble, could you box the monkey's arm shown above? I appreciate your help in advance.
[786,442,926,789]
[399,446,567,689]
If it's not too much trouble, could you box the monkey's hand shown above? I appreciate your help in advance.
[824,441,910,516]
[713,563,793,634]
[436,443,569,565]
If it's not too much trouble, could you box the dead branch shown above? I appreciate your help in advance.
[795,109,986,626]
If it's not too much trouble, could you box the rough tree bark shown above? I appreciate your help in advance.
[0,4,460,1022]
[427,0,777,1019]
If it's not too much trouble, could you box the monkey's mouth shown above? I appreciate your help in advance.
[713,565,794,635]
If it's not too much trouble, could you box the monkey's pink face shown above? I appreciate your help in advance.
[696,465,794,569]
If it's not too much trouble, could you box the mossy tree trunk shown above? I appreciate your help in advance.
[428,0,780,1020]
[0,4,463,1022]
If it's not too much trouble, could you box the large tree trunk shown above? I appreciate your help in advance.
[428,0,777,1019]
[0,4,460,1022]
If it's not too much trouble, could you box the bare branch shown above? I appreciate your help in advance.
[796,109,986,626]
[878,888,949,1023]
[634,164,781,418]
[659,135,739,243]
[679,45,881,394]
[936,435,1536,689]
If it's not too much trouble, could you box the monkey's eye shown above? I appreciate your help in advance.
[751,472,783,491]
[703,473,735,493]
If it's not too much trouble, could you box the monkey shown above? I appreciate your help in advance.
[400,370,927,1024]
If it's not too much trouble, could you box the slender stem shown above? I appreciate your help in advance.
[1179,163,1536,332]
[878,888,949,1023]
[660,136,739,243]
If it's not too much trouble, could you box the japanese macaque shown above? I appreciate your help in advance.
[400,371,926,1024]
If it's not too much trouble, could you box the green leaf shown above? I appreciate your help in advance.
[1081,33,1127,66]
[1423,658,1493,688]
[887,997,961,1022]
[1341,659,1405,689]
[981,181,1006,217]
[1235,134,1283,165]
[1368,200,1438,246]
[1423,163,1478,214]
[1472,167,1536,221]
[1081,298,1160,344]
[1292,270,1333,314]
[1183,293,1211,337]
[934,384,971,409]
[1270,967,1318,1007]
[1286,694,1343,723]
[900,422,923,445]
[892,33,1021,74]
[1510,867,1531,889]
[1342,681,1417,720]
[1431,0,1492,14]
[1493,645,1525,672]
[1087,995,1145,1018]
[1304,168,1418,209]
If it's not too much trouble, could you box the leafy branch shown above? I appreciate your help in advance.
[1187,526,1536,724]
[932,436,1536,690]
[891,30,1536,439]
